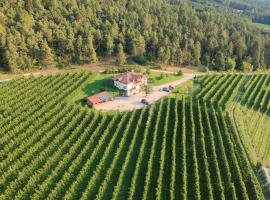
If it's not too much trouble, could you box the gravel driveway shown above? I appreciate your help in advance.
[94,73,197,111]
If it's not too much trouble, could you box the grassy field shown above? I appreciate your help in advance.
[148,71,182,86]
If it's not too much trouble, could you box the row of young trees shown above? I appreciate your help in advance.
[242,74,270,111]
[196,74,246,109]
[0,0,269,72]
[196,74,270,112]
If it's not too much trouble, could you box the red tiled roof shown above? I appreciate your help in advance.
[112,72,146,85]
[86,91,112,105]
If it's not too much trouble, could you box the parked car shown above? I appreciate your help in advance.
[162,87,170,92]
[141,99,150,105]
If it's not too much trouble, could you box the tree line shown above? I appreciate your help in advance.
[0,0,269,72]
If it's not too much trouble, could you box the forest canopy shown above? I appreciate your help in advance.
[189,0,270,25]
[0,0,269,72]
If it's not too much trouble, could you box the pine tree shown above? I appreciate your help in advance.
[194,41,201,66]
[6,43,19,72]
[202,54,210,67]
[236,56,244,71]
[76,36,83,63]
[225,57,236,71]
[117,44,126,65]
[235,35,246,58]
[213,52,225,71]
[40,41,55,68]
[158,47,170,64]
[175,48,183,66]
[106,35,114,56]
[86,35,97,63]
[228,41,234,56]
[251,38,262,70]
[132,35,145,57]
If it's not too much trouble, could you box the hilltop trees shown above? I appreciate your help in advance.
[0,0,269,72]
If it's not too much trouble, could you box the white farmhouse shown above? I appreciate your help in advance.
[111,72,148,96]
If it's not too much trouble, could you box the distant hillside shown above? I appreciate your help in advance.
[189,0,270,25]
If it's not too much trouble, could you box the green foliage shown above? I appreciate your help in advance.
[225,57,236,71]
[145,84,153,95]
[0,73,266,199]
[194,41,201,66]
[195,73,270,170]
[235,74,270,165]
[0,0,269,72]
[243,61,253,72]
[196,74,246,110]
[145,68,151,75]
[177,70,183,76]
[39,41,55,68]
[86,35,97,63]
[117,44,126,65]
[191,0,270,25]
[159,73,165,80]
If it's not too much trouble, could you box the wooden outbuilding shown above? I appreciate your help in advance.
[86,91,113,106]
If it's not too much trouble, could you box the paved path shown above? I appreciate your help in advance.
[95,73,196,111]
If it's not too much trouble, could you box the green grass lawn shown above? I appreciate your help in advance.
[148,71,182,86]
[71,73,119,104]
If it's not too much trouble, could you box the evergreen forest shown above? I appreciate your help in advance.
[0,0,269,72]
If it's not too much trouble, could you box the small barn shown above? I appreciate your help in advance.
[86,91,113,106]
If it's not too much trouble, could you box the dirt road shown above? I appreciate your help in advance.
[94,73,196,111]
